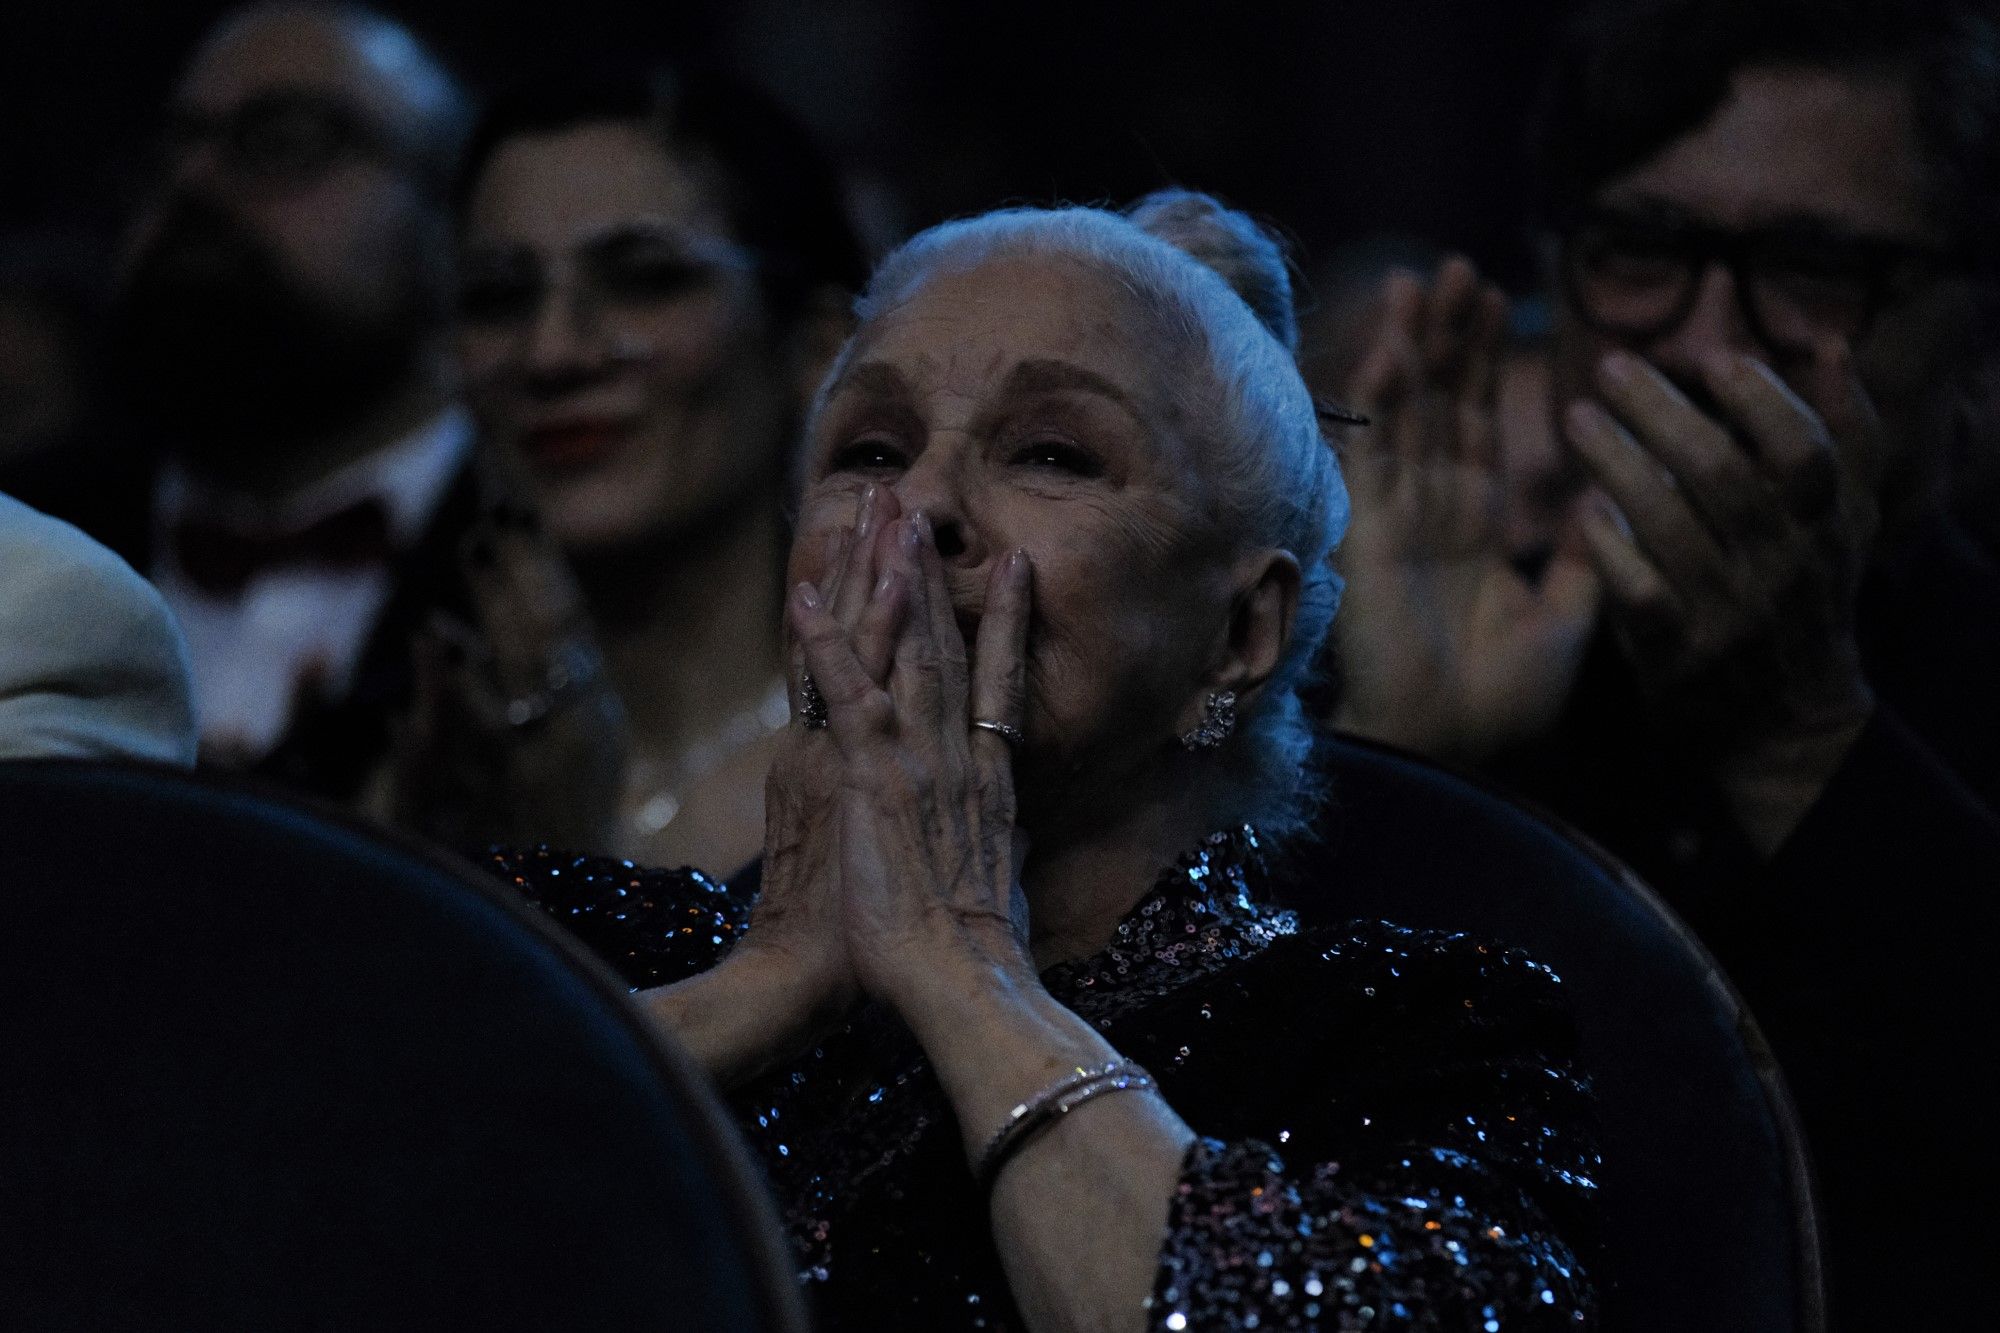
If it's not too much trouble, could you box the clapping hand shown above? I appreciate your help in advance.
[1330,258,1600,764]
[1565,339,1884,851]
[388,446,626,850]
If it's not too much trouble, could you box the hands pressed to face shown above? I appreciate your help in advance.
[752,481,1038,1019]
[1565,338,1881,752]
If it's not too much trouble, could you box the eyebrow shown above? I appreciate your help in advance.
[823,356,1143,417]
[1001,358,1140,413]
[824,361,911,402]
[1608,194,1925,248]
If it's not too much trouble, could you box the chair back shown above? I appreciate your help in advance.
[1287,737,1824,1333]
[0,760,806,1332]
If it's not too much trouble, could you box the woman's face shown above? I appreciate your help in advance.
[457,121,790,553]
[792,255,1241,792]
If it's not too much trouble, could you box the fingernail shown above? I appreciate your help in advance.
[900,513,926,553]
[795,581,821,611]
[873,568,898,600]
[1007,547,1029,579]
[1598,351,1636,385]
[856,485,878,537]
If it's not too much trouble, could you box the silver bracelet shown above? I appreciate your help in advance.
[974,1059,1157,1195]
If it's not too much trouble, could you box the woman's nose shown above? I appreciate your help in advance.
[520,284,610,389]
[892,444,981,566]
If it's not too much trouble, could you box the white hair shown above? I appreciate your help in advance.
[827,193,1349,839]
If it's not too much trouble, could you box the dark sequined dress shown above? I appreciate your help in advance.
[485,829,1599,1330]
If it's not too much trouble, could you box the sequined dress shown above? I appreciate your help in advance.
[486,830,1598,1330]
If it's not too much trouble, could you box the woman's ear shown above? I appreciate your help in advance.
[783,285,857,408]
[1209,548,1301,705]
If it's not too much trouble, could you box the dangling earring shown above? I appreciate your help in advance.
[1180,689,1237,751]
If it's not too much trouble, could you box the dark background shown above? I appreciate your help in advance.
[0,0,1572,291]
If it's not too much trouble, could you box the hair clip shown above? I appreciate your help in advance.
[1313,399,1371,427]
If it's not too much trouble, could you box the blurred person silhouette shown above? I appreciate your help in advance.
[0,228,154,560]
[107,3,616,837]
[1316,1,2000,1324]
[0,492,195,766]
[448,67,867,873]
[0,242,88,475]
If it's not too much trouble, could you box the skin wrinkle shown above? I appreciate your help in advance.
[793,259,1252,847]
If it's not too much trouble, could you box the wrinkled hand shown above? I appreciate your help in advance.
[387,447,625,849]
[790,506,1034,1013]
[1331,258,1599,763]
[736,484,907,1019]
[1565,340,1883,849]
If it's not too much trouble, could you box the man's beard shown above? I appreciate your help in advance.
[109,195,437,468]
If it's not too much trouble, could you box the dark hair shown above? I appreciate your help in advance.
[457,64,870,320]
[1532,0,2000,268]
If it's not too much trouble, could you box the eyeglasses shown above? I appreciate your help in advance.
[456,224,758,329]
[162,89,403,189]
[1559,206,1965,354]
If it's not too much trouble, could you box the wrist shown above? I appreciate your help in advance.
[1712,688,1874,856]
[872,920,1039,1021]
[721,932,857,1032]
[889,945,1049,1046]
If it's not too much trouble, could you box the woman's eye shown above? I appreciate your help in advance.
[596,253,712,302]
[828,438,908,474]
[1011,438,1102,477]
[457,276,539,325]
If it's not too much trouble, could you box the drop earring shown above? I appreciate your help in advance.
[1180,689,1237,751]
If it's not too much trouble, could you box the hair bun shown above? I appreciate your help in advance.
[1124,189,1298,354]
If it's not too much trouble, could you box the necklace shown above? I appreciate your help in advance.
[625,676,791,836]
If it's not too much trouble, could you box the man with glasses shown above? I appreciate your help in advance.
[107,4,492,802]
[1530,2,1998,1324]
[1321,1,2000,1323]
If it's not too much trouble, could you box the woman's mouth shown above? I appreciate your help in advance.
[520,419,634,473]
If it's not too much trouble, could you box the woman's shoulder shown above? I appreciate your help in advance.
[1117,912,1582,1103]
[480,846,751,989]
[1271,915,1572,1017]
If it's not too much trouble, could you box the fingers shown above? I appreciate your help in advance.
[852,551,909,685]
[1592,351,1773,540]
[792,484,907,722]
[1457,283,1508,471]
[791,581,891,748]
[1417,256,1479,378]
[1695,351,1838,524]
[829,483,901,631]
[1798,336,1885,514]
[1575,490,1684,650]
[969,549,1032,755]
[1537,519,1604,626]
[1565,397,1727,591]
[1343,270,1425,420]
[882,513,970,734]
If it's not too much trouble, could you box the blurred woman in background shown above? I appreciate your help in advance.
[452,66,868,871]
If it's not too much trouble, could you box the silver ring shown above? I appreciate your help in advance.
[972,719,1024,746]
[798,673,829,730]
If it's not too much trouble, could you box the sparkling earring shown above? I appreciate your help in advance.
[1180,689,1237,751]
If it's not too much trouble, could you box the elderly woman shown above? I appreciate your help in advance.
[487,192,1597,1330]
